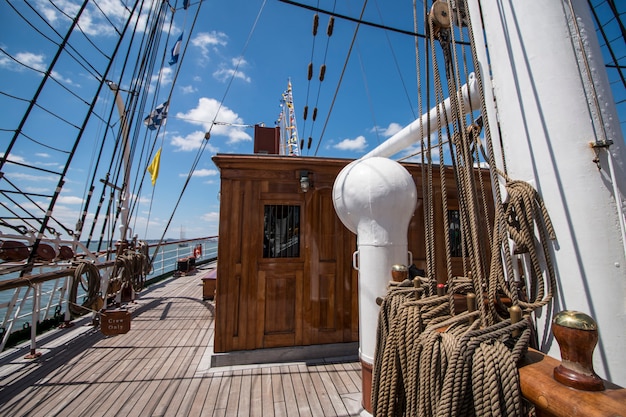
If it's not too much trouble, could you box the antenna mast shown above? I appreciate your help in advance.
[277,79,300,155]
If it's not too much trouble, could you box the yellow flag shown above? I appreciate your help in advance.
[147,148,162,186]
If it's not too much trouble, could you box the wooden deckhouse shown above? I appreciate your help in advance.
[212,153,493,353]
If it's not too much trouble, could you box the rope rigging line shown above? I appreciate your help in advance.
[374,0,417,120]
[313,0,367,156]
[8,0,112,81]
[303,2,336,154]
[299,1,321,152]
[278,0,471,44]
[354,32,381,146]
[149,0,268,266]
[80,0,171,248]
[369,1,565,415]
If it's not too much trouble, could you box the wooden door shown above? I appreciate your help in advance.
[306,188,351,344]
[256,264,303,348]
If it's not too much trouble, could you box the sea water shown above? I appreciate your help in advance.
[0,239,217,332]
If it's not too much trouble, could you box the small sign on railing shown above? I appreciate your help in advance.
[100,309,131,336]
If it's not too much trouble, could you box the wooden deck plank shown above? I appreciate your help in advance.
[317,364,350,416]
[105,324,193,416]
[288,364,313,417]
[187,374,214,417]
[325,363,348,395]
[18,329,129,416]
[130,324,197,415]
[225,369,243,416]
[0,270,363,417]
[280,365,299,416]
[110,303,197,416]
[151,319,206,416]
[309,366,337,416]
[153,346,201,417]
[261,366,275,417]
[213,370,233,417]
[345,361,362,389]
[296,362,325,416]
[249,368,263,417]
[271,365,287,417]
[166,350,207,417]
[237,368,253,416]
[334,362,359,393]
[71,308,185,416]
[205,370,226,417]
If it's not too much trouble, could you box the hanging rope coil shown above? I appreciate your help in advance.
[486,178,557,321]
[112,248,148,294]
[69,261,101,317]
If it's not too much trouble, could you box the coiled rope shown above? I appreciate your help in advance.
[69,260,101,317]
[112,247,149,295]
[373,278,532,417]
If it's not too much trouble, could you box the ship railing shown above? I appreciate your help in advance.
[519,348,626,416]
[0,236,218,354]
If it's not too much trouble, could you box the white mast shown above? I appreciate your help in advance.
[278,79,300,156]
[468,0,626,385]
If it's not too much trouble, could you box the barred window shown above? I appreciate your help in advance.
[448,209,462,257]
[263,205,300,258]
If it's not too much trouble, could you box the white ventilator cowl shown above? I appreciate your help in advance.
[333,157,416,364]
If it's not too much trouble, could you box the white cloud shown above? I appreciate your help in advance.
[57,195,84,205]
[150,66,174,89]
[174,97,252,148]
[181,85,197,94]
[193,169,218,177]
[213,56,251,83]
[178,168,218,178]
[213,67,251,83]
[192,31,228,59]
[1,153,27,164]
[334,135,368,152]
[35,0,130,36]
[8,172,58,182]
[377,122,403,137]
[14,51,46,71]
[171,130,220,152]
[0,49,78,85]
[201,212,220,222]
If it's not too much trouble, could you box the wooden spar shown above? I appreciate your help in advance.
[107,81,133,243]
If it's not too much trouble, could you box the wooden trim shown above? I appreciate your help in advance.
[519,350,626,417]
[361,359,373,413]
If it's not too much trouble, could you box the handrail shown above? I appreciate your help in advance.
[519,350,626,416]
[0,236,218,353]
[0,260,116,292]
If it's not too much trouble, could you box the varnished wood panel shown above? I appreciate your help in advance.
[264,275,296,334]
[317,192,337,262]
[212,154,493,353]
[257,267,303,348]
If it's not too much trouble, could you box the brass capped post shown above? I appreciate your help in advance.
[552,310,605,391]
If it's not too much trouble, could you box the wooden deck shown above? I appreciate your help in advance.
[0,265,363,416]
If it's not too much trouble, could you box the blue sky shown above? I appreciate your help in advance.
[1,0,624,242]
[0,0,430,242]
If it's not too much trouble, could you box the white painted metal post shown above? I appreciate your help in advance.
[333,157,416,415]
[475,0,626,385]
[26,283,42,358]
